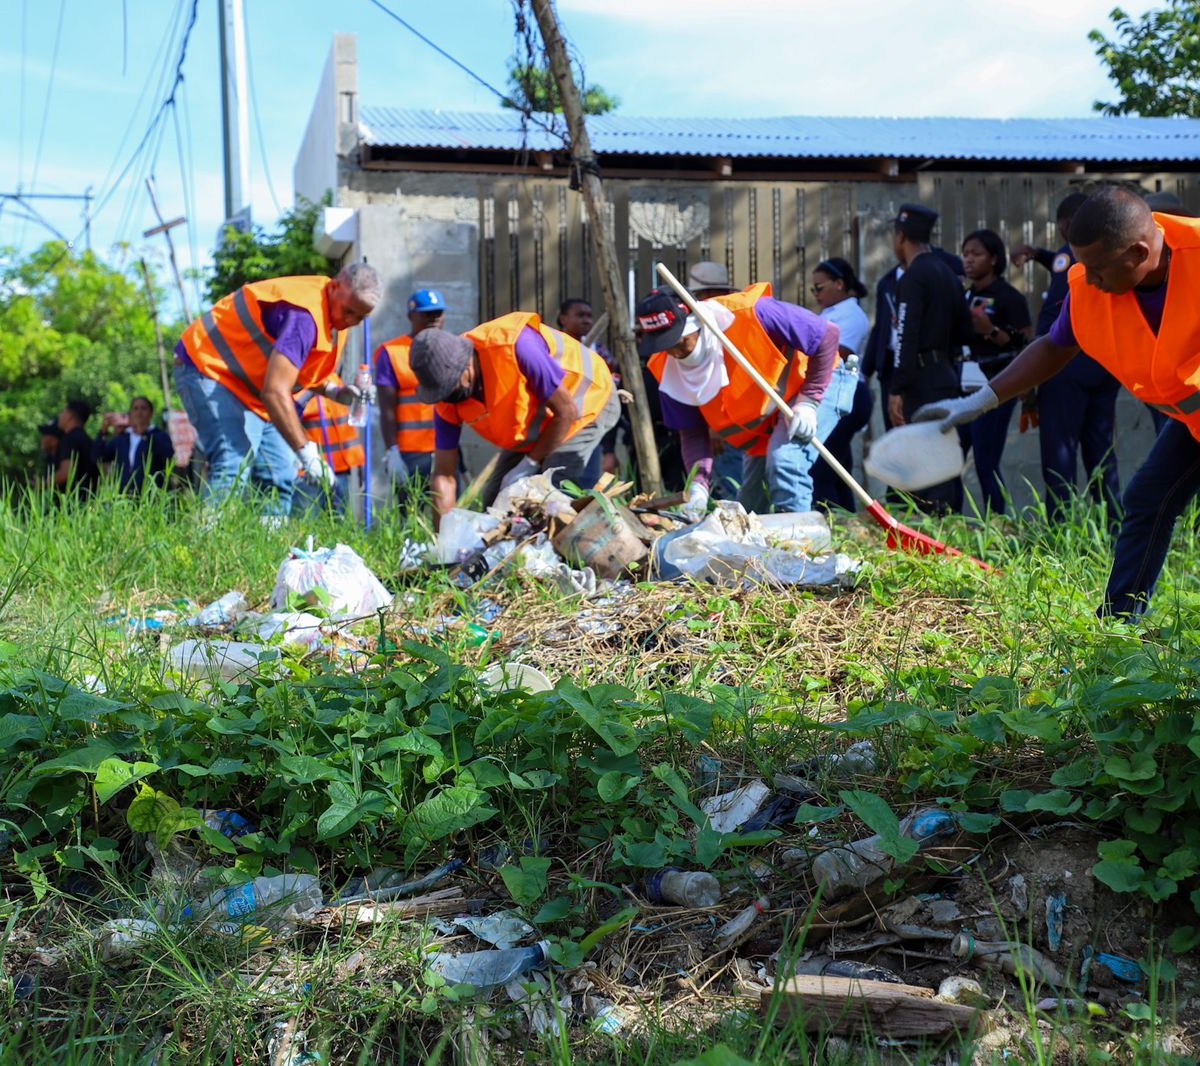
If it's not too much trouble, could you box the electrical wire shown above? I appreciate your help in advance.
[243,7,282,216]
[28,0,67,200]
[178,78,204,312]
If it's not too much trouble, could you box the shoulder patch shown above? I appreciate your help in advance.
[1053,252,1072,273]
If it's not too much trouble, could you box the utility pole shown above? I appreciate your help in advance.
[137,258,174,413]
[143,178,192,322]
[529,0,664,495]
[218,0,251,231]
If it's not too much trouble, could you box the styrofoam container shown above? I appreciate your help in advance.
[864,422,965,492]
[478,662,553,693]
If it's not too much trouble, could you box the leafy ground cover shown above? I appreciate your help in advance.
[2,481,1200,1063]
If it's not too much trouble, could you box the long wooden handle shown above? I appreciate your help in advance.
[654,263,873,510]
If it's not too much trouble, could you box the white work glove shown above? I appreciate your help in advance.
[681,481,710,521]
[296,440,336,490]
[912,385,999,433]
[385,445,406,481]
[499,455,540,491]
[787,400,820,444]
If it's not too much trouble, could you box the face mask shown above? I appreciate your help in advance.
[443,385,471,404]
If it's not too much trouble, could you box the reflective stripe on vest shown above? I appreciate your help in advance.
[376,336,436,451]
[301,395,364,472]
[1067,211,1200,442]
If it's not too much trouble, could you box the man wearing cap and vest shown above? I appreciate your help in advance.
[375,289,444,502]
[173,264,380,514]
[636,284,855,519]
[291,376,365,514]
[916,185,1200,618]
[408,312,619,524]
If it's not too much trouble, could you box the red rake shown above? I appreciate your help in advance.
[654,263,991,572]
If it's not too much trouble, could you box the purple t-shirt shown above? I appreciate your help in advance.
[658,298,836,432]
[374,340,405,390]
[174,301,317,370]
[1048,286,1168,348]
[434,326,568,450]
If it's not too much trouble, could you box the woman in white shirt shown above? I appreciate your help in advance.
[810,258,873,511]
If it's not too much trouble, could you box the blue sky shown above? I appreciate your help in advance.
[0,0,1153,315]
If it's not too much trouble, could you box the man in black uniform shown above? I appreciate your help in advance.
[886,203,972,512]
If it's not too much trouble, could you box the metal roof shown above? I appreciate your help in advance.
[360,108,1200,162]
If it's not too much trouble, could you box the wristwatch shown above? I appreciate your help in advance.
[988,327,1001,341]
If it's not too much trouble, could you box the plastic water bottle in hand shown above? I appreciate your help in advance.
[348,363,372,427]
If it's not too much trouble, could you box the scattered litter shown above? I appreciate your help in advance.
[714,897,769,951]
[517,536,598,596]
[489,471,574,522]
[551,497,648,579]
[186,591,247,628]
[1046,892,1066,952]
[95,918,160,960]
[935,975,990,1007]
[505,971,563,1036]
[863,421,966,492]
[447,910,535,951]
[791,958,905,984]
[243,611,325,649]
[1008,874,1028,916]
[167,639,280,682]
[950,932,1066,986]
[478,662,554,694]
[336,860,463,905]
[927,898,963,925]
[583,996,625,1035]
[272,544,392,619]
[1036,997,1106,1016]
[267,1020,322,1066]
[656,503,859,587]
[204,810,256,840]
[644,868,720,908]
[701,779,771,834]
[189,875,323,936]
[434,510,501,565]
[428,940,551,991]
[1083,947,1142,987]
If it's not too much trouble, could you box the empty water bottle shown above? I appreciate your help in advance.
[189,874,323,934]
[644,868,721,908]
[811,808,956,900]
[347,364,372,427]
[428,940,551,990]
[951,932,1065,986]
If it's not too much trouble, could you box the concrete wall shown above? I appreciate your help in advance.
[293,35,358,208]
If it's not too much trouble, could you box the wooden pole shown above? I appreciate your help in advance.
[529,0,663,496]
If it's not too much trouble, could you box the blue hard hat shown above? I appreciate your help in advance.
[408,289,447,313]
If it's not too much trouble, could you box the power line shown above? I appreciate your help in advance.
[18,0,28,191]
[28,0,67,198]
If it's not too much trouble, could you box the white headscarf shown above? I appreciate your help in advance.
[657,300,734,407]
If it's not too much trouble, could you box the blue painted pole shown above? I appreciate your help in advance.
[362,317,373,530]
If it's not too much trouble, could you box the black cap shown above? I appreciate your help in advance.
[893,203,938,242]
[409,328,475,403]
[635,289,690,358]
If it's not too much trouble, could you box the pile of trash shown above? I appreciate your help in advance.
[411,470,861,597]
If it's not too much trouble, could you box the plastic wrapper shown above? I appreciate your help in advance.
[271,543,392,619]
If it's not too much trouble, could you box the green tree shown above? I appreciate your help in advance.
[206,197,335,304]
[502,62,619,116]
[0,242,167,480]
[1091,1,1200,116]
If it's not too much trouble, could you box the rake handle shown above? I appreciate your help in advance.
[654,263,874,510]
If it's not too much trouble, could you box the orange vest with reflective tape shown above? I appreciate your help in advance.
[647,283,820,457]
[180,276,346,420]
[1069,213,1200,442]
[438,312,614,452]
[297,387,364,474]
[375,335,436,452]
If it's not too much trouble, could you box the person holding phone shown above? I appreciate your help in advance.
[960,229,1032,513]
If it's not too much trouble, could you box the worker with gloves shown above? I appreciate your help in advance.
[291,375,365,514]
[174,264,380,515]
[408,311,618,524]
[374,289,443,500]
[635,284,853,520]
[913,186,1194,618]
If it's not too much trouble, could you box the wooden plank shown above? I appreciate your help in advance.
[493,180,514,316]
[763,975,982,1039]
[726,185,750,290]
[778,183,801,304]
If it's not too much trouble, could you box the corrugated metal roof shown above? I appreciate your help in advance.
[360,108,1200,162]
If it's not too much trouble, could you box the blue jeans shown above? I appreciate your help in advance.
[292,471,351,516]
[812,374,873,512]
[964,396,1018,514]
[174,361,297,515]
[738,362,858,513]
[711,446,745,500]
[1103,418,1200,617]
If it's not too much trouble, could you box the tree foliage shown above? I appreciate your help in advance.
[1091,1,1200,116]
[502,62,619,116]
[0,243,169,480]
[206,197,336,304]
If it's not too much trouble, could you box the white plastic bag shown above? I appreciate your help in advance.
[864,422,965,492]
[271,543,393,619]
[433,509,500,565]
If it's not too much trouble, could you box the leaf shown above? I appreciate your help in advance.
[838,790,918,864]
[400,786,497,844]
[792,803,843,824]
[1050,760,1095,788]
[556,683,640,757]
[35,740,126,776]
[955,811,1001,834]
[1024,789,1082,815]
[660,692,715,744]
[1124,806,1163,834]
[508,769,560,791]
[278,753,346,785]
[1104,751,1159,782]
[0,713,45,747]
[694,825,725,868]
[577,906,638,956]
[999,789,1034,812]
[378,729,444,760]
[672,1045,758,1066]
[616,838,670,869]
[1098,838,1138,860]
[155,806,204,852]
[1168,926,1200,954]
[126,784,180,833]
[596,770,640,803]
[172,757,247,778]
[316,782,388,841]
[94,758,160,803]
[499,856,551,907]
[457,759,508,790]
[1092,858,1146,893]
[534,896,573,924]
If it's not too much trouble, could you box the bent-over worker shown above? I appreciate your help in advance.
[409,312,619,524]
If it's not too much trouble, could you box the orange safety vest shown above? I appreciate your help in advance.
[297,388,364,474]
[438,312,614,452]
[647,283,823,457]
[1069,212,1200,442]
[374,335,436,452]
[179,276,346,420]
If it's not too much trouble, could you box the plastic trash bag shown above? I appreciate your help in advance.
[863,422,965,492]
[271,543,392,619]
